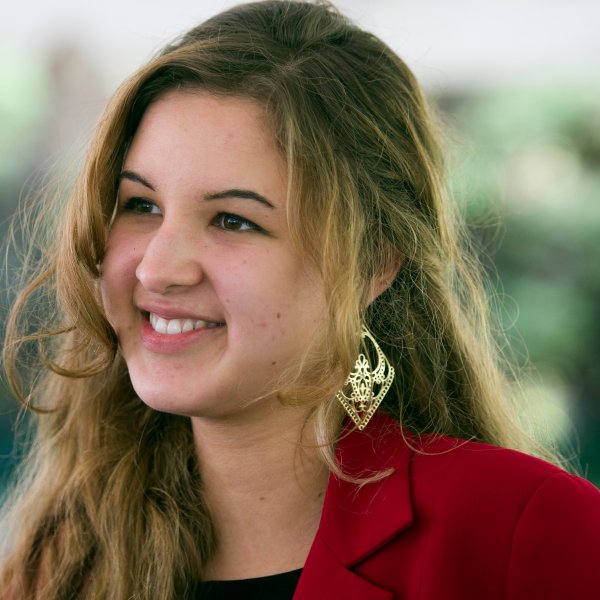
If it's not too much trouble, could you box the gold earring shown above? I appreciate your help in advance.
[336,326,395,430]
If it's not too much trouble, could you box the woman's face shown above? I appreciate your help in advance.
[100,90,328,420]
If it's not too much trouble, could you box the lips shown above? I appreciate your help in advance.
[139,310,225,353]
[148,312,224,335]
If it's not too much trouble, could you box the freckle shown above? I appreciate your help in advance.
[276,313,281,319]
[271,361,277,366]
[259,496,265,501]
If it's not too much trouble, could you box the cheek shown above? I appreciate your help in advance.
[217,256,326,342]
[99,233,141,319]
[216,252,294,312]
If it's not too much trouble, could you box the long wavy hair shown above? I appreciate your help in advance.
[1,1,563,598]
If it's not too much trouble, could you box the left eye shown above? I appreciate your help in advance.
[122,197,161,215]
[213,213,260,232]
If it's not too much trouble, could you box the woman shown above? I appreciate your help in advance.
[2,1,599,598]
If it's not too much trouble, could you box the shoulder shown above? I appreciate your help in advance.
[349,412,600,507]
[407,430,600,509]
[404,429,600,595]
[334,415,600,597]
[359,412,600,502]
[329,416,600,597]
[367,413,600,552]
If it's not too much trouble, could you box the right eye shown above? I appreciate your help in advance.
[122,197,161,215]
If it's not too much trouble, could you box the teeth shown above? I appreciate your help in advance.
[167,319,182,334]
[181,319,195,333]
[148,313,219,335]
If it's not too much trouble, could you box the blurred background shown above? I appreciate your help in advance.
[1,0,599,488]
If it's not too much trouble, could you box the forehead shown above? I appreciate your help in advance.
[124,90,287,194]
[128,90,274,154]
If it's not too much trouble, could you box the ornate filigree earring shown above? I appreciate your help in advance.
[336,326,395,430]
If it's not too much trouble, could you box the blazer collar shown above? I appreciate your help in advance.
[295,412,412,599]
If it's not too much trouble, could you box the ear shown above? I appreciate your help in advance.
[366,255,403,305]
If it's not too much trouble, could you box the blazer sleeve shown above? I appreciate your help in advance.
[507,471,600,599]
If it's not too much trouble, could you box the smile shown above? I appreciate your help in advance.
[148,312,224,335]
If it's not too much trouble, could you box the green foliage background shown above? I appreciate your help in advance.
[444,82,600,481]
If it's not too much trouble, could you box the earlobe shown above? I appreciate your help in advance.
[367,255,403,305]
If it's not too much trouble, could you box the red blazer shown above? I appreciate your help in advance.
[294,413,600,599]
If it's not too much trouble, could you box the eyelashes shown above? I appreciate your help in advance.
[122,197,161,214]
[120,198,264,233]
[211,213,262,232]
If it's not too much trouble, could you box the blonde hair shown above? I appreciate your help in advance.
[1,1,562,597]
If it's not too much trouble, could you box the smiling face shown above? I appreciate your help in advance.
[100,91,328,421]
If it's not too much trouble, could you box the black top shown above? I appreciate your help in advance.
[194,568,303,599]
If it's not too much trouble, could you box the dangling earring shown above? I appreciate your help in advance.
[336,326,395,430]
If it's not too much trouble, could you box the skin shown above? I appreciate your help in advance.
[101,90,329,422]
[100,90,330,578]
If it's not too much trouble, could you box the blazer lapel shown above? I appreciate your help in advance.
[294,413,413,599]
[294,535,394,599]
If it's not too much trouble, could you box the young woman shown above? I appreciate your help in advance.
[2,1,599,598]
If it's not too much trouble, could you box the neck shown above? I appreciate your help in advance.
[191,402,331,580]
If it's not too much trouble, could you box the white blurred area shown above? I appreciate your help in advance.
[2,0,599,162]
[0,0,597,164]
[3,0,600,88]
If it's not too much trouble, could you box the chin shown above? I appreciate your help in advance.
[129,379,229,419]
[127,376,192,415]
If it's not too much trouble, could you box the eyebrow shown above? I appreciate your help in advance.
[119,170,274,209]
[204,189,274,209]
[119,170,155,191]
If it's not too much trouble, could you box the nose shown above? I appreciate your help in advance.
[135,223,204,293]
